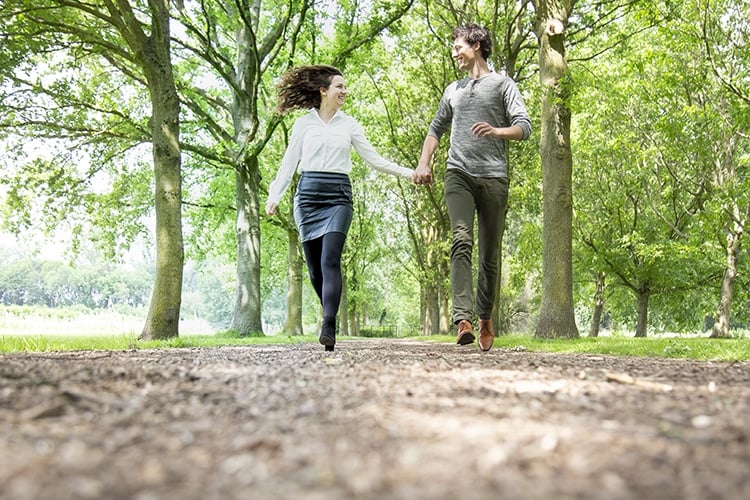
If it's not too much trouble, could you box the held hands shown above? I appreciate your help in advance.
[265,201,278,216]
[413,164,433,185]
[410,122,499,187]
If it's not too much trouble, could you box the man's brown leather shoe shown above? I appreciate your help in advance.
[456,319,475,345]
[478,319,494,351]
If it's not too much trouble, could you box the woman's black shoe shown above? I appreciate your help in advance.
[319,333,335,351]
[319,318,336,351]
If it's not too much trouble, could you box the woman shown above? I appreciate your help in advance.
[266,65,416,351]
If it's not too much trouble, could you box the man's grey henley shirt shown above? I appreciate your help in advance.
[428,71,531,179]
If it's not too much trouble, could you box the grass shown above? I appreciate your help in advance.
[417,335,749,362]
[0,332,748,362]
[0,332,304,353]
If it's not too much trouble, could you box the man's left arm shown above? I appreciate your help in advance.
[471,122,525,140]
[504,81,531,141]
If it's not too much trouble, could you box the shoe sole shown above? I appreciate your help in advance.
[456,331,475,345]
[319,334,336,348]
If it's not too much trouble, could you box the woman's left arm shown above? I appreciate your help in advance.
[350,120,413,179]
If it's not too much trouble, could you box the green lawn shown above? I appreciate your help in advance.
[0,333,747,362]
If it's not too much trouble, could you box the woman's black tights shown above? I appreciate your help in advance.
[302,232,347,322]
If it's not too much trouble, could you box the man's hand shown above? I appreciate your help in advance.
[265,201,278,216]
[414,164,433,185]
[471,121,497,138]
[472,122,525,140]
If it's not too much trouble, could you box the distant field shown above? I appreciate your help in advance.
[0,308,214,336]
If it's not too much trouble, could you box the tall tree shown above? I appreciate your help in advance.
[0,0,183,339]
[699,0,750,337]
[125,0,183,340]
[530,0,668,337]
[171,0,314,336]
[709,132,747,338]
[531,0,578,338]
[367,4,453,335]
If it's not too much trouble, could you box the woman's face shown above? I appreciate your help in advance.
[321,75,347,110]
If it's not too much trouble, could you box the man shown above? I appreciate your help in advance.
[414,23,531,351]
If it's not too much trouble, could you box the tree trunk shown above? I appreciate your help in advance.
[410,191,451,336]
[439,285,450,334]
[345,267,360,337]
[138,2,183,340]
[349,307,360,337]
[711,216,745,338]
[533,4,578,339]
[422,282,442,335]
[634,286,649,337]
[283,229,304,336]
[420,286,431,335]
[588,272,605,337]
[711,267,735,338]
[230,157,263,336]
[229,13,264,336]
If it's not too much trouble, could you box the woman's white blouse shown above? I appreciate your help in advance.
[267,109,413,205]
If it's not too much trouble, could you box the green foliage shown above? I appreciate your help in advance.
[1,0,749,339]
[0,256,152,308]
[569,1,750,334]
[0,248,235,330]
[0,0,153,259]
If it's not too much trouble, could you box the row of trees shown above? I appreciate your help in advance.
[0,243,236,328]
[0,256,152,309]
[1,1,748,339]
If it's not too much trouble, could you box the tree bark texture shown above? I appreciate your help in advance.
[711,206,747,338]
[231,158,263,335]
[423,279,451,335]
[533,2,578,338]
[635,286,649,337]
[588,272,605,337]
[421,243,451,335]
[283,228,304,336]
[422,283,438,336]
[440,286,450,334]
[232,17,263,336]
[136,1,184,340]
[346,267,361,337]
[711,263,736,338]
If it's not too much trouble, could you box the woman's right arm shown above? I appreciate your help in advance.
[266,119,304,214]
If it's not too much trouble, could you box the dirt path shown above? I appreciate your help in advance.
[1,339,749,499]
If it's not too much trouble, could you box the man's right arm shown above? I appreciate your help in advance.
[415,134,439,184]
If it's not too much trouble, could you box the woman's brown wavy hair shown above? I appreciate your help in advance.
[276,65,343,114]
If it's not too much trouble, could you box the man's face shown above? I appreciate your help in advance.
[452,37,478,71]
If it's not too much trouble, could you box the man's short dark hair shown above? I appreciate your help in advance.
[452,23,492,61]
